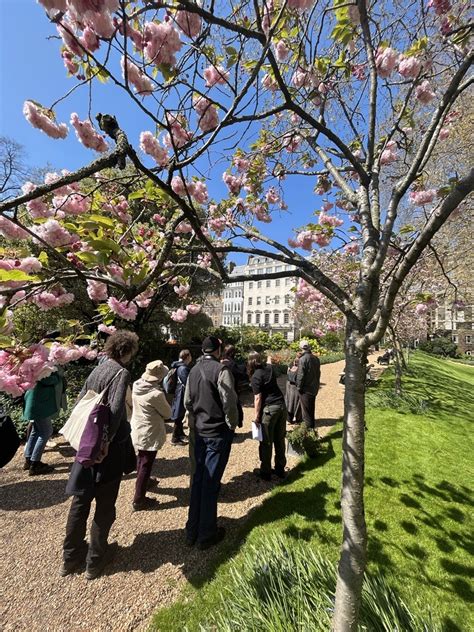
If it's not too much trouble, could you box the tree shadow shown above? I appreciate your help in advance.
[0,477,67,511]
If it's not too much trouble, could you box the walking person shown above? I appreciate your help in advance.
[23,366,66,475]
[286,355,302,425]
[248,351,287,481]
[170,349,192,446]
[130,360,171,511]
[296,340,321,429]
[61,330,138,580]
[184,336,239,550]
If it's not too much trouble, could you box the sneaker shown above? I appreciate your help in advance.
[132,496,159,512]
[171,437,188,446]
[272,468,287,480]
[23,458,31,471]
[29,461,54,476]
[197,527,226,551]
[85,543,118,580]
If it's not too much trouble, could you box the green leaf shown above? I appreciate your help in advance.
[0,269,39,283]
[80,214,116,228]
[38,251,49,265]
[128,188,146,201]
[89,238,121,254]
[76,251,101,265]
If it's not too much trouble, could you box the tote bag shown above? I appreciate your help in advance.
[60,369,124,452]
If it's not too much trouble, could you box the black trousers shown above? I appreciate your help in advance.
[63,476,121,568]
[299,392,316,429]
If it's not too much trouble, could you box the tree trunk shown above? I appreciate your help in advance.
[332,322,368,631]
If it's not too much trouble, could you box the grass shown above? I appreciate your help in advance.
[152,352,474,632]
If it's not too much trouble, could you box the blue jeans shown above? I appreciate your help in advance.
[24,417,53,462]
[186,430,233,543]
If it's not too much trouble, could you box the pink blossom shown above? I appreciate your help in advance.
[265,188,280,204]
[352,63,366,81]
[135,288,154,308]
[439,127,450,140]
[222,172,243,195]
[80,26,100,52]
[344,242,360,255]
[164,114,192,149]
[380,140,398,165]
[254,205,272,223]
[375,47,398,78]
[287,0,315,10]
[152,213,166,225]
[186,304,202,315]
[139,131,168,165]
[192,181,209,204]
[233,157,250,172]
[171,308,188,322]
[197,253,212,269]
[87,280,108,302]
[275,40,289,61]
[171,176,188,197]
[107,297,138,321]
[175,10,201,38]
[53,193,91,215]
[398,55,421,79]
[415,302,429,316]
[19,257,42,274]
[208,216,227,235]
[262,74,278,91]
[284,133,302,153]
[193,96,219,132]
[118,19,143,49]
[427,0,451,16]
[203,65,229,87]
[98,323,116,335]
[23,101,68,139]
[292,68,314,88]
[68,0,119,13]
[37,0,67,13]
[0,216,29,240]
[319,212,343,228]
[175,221,193,234]
[415,80,436,105]
[143,20,183,67]
[48,342,83,365]
[62,51,79,75]
[174,283,190,298]
[409,189,437,205]
[57,20,83,56]
[70,113,108,152]
[121,57,154,96]
[32,219,75,247]
[33,287,74,310]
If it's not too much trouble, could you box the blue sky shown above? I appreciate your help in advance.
[0,1,342,265]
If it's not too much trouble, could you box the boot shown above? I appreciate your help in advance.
[29,461,54,476]
[23,458,31,471]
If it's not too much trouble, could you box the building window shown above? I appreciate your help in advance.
[249,282,253,289]
[275,266,282,272]
[274,312,280,324]
[285,295,290,305]
[456,310,465,322]
[466,335,472,344]
[248,297,253,305]
[285,278,292,286]
[275,279,280,287]
[257,296,262,305]
[265,267,273,273]
[247,313,252,324]
[257,281,262,288]
[274,296,280,305]
[266,279,271,288]
[264,313,270,326]
[452,335,458,343]
[284,312,290,324]
[256,313,261,324]
[466,350,472,356]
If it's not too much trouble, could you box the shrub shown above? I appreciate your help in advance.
[203,534,441,632]
[287,424,321,457]
[418,337,458,358]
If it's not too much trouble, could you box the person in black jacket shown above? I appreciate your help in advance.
[184,336,239,550]
[170,349,192,445]
[61,330,138,580]
[296,340,321,429]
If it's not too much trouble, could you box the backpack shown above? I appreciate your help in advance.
[163,367,179,395]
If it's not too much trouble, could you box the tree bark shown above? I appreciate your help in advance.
[333,320,368,631]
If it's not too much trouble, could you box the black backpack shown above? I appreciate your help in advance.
[163,367,179,395]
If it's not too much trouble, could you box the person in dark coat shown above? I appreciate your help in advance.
[221,344,245,428]
[170,349,192,445]
[23,367,66,475]
[296,340,321,429]
[286,355,302,425]
[61,330,138,580]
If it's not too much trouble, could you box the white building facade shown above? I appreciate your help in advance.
[221,256,297,340]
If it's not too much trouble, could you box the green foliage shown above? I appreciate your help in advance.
[286,423,321,457]
[289,337,322,354]
[208,325,288,358]
[418,336,458,358]
[204,534,441,632]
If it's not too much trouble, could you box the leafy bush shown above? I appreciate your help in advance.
[418,337,458,358]
[289,337,322,354]
[203,534,440,632]
[320,352,345,365]
[286,423,321,457]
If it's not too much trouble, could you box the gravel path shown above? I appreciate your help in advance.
[0,356,377,631]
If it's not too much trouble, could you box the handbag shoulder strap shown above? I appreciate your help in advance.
[99,367,125,404]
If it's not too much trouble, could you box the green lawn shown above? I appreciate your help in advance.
[153,353,474,631]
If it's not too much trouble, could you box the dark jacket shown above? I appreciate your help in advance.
[65,359,134,496]
[296,351,321,395]
[171,360,190,421]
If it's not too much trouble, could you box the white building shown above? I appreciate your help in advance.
[221,265,245,326]
[221,256,297,339]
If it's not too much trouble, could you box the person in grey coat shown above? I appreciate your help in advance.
[61,330,139,580]
[296,340,321,429]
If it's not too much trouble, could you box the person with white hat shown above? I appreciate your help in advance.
[296,340,321,429]
[130,360,171,511]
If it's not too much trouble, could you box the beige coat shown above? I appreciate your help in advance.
[131,378,171,451]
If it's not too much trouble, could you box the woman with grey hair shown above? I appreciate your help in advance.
[61,330,139,580]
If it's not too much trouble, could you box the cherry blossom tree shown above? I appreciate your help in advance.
[1,1,473,628]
